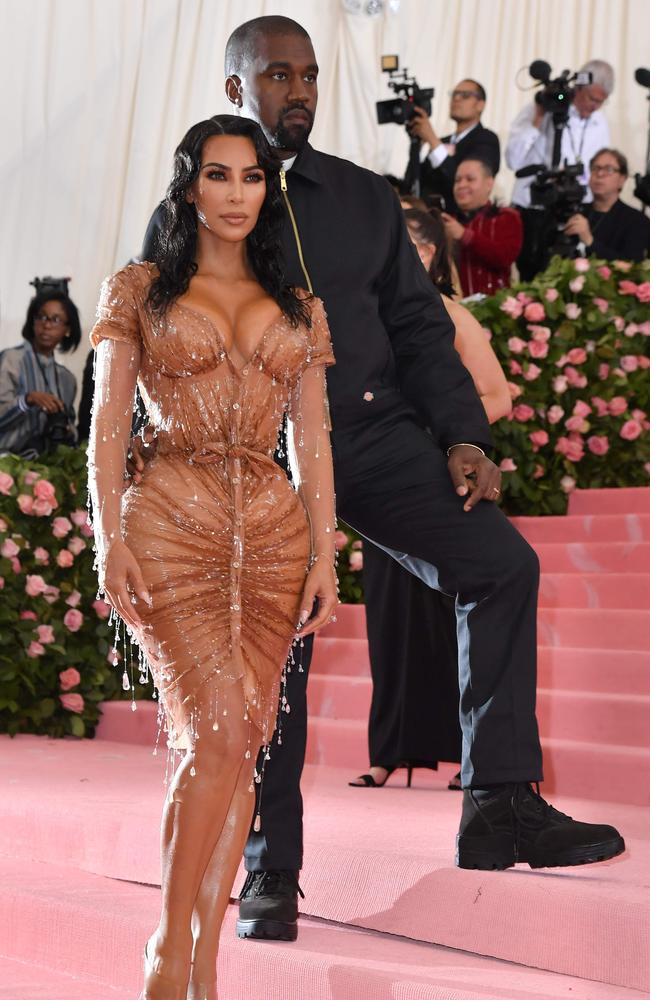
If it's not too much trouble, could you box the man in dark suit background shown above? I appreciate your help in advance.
[408,79,500,214]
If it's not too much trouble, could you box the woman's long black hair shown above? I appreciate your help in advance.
[404,207,455,298]
[147,114,311,328]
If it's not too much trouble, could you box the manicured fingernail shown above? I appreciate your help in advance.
[299,609,309,626]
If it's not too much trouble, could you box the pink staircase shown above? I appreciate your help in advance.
[1,487,649,998]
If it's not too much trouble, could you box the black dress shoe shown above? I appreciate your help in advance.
[236,870,304,941]
[456,782,625,870]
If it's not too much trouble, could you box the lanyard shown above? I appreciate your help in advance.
[32,347,63,400]
[567,117,589,166]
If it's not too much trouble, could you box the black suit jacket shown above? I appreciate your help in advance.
[585,199,650,262]
[141,144,491,493]
[419,122,500,214]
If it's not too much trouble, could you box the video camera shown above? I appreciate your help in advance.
[30,276,71,297]
[376,55,433,126]
[529,60,592,119]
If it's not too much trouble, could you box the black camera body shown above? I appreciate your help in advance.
[529,163,586,223]
[376,55,433,126]
[529,60,592,120]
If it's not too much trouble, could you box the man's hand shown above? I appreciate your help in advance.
[407,106,439,148]
[126,428,157,485]
[564,213,593,246]
[26,391,65,414]
[441,212,465,242]
[447,445,501,512]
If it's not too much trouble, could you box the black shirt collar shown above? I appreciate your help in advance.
[289,143,324,185]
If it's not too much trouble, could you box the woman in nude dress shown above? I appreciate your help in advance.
[88,115,338,1000]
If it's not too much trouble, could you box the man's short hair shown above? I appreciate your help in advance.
[579,60,615,96]
[461,78,487,103]
[458,157,495,178]
[590,147,628,177]
[225,16,310,76]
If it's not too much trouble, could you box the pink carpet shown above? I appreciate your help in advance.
[1,487,649,998]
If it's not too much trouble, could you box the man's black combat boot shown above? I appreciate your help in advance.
[456,783,625,870]
[236,870,304,941]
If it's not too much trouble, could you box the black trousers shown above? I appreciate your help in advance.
[363,543,461,769]
[244,439,543,872]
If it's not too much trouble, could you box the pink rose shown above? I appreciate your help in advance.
[596,265,611,279]
[620,420,643,441]
[553,375,568,394]
[639,356,650,369]
[565,303,582,320]
[20,610,38,620]
[0,472,15,495]
[59,667,81,691]
[608,396,628,416]
[36,624,55,644]
[56,550,74,568]
[593,297,609,314]
[569,276,585,293]
[66,590,82,608]
[565,366,587,389]
[70,509,88,527]
[92,598,111,619]
[516,292,532,305]
[573,401,592,418]
[67,536,86,556]
[509,360,523,376]
[524,302,545,322]
[52,516,73,538]
[1,538,20,558]
[587,435,609,455]
[621,355,638,373]
[43,585,60,604]
[624,323,639,337]
[567,348,587,364]
[499,458,517,472]
[574,258,590,273]
[615,261,633,272]
[60,693,84,714]
[33,479,56,502]
[34,547,50,564]
[533,464,545,479]
[508,336,526,354]
[613,316,625,332]
[334,530,348,551]
[598,363,610,380]
[17,494,34,515]
[500,296,523,319]
[27,641,46,658]
[523,364,542,381]
[33,498,55,517]
[512,404,535,422]
[528,325,551,342]
[555,436,584,462]
[635,282,650,303]
[618,279,638,295]
[25,574,48,597]
[544,288,559,302]
[63,609,84,632]
[547,405,564,424]
[591,396,609,417]
[81,522,94,538]
[23,471,40,485]
[528,340,549,359]
[640,322,650,336]
[560,475,577,494]
[632,409,647,421]
[11,557,22,574]
[349,551,363,572]
[529,430,549,448]
[565,416,589,433]
[507,381,523,400]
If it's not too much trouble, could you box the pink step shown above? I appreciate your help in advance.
[1,739,648,994]
[0,956,133,1000]
[539,573,650,609]
[305,716,650,806]
[536,541,650,574]
[569,487,650,515]
[512,513,650,543]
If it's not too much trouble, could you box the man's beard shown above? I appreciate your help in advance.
[271,105,314,153]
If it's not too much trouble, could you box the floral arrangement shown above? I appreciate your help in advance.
[0,446,149,738]
[467,256,649,515]
[334,524,364,604]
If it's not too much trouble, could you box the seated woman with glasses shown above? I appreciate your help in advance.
[564,148,650,261]
[0,280,81,457]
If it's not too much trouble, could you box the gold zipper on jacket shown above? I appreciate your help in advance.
[280,168,313,294]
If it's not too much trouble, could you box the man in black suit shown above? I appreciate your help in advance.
[408,79,500,214]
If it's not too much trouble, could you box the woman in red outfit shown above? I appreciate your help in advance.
[442,159,523,296]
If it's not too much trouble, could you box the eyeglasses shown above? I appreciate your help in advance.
[449,89,482,100]
[591,165,622,176]
[35,313,69,327]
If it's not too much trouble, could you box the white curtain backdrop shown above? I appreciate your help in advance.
[1,0,648,392]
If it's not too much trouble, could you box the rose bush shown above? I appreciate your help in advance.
[0,446,152,738]
[467,256,649,515]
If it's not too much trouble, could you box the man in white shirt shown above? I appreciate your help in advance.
[505,59,614,277]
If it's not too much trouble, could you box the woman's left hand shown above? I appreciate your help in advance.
[296,559,339,637]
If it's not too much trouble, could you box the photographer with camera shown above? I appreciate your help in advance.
[0,279,80,458]
[442,159,523,296]
[506,60,614,278]
[564,148,650,261]
[408,79,500,214]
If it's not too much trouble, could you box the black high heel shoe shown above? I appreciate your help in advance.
[349,766,396,787]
